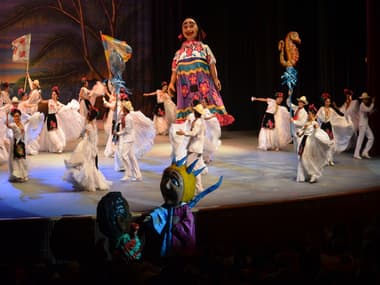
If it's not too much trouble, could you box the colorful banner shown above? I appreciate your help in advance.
[101,33,132,72]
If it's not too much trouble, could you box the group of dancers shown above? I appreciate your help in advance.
[4,15,372,190]
[0,16,234,193]
[251,88,375,183]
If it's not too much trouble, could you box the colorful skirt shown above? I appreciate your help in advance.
[175,57,234,126]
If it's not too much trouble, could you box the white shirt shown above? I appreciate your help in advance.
[185,117,205,154]
[48,99,63,114]
[358,102,374,127]
[117,112,135,143]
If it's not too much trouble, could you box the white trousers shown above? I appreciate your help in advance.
[354,124,374,157]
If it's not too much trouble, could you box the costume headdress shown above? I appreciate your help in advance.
[308,104,318,114]
[164,156,223,205]
[275,92,284,98]
[51,86,60,95]
[321,92,331,100]
[343,88,353,96]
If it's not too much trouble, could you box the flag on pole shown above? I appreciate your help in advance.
[101,33,132,72]
[12,33,31,63]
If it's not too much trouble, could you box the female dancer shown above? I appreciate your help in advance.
[296,104,333,183]
[78,77,92,120]
[143,81,177,135]
[338,88,359,150]
[316,92,354,165]
[6,109,28,182]
[39,86,66,153]
[251,92,291,151]
[63,108,111,191]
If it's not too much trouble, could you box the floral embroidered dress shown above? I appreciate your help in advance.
[171,40,234,126]
[257,98,291,151]
[8,122,28,182]
[39,99,66,153]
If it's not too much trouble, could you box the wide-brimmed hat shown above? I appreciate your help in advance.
[297,96,308,105]
[193,103,205,115]
[11,96,19,103]
[33,80,40,88]
[122,100,134,112]
[359,92,370,99]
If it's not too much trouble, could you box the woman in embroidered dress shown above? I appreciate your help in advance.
[296,104,333,183]
[6,109,28,182]
[168,17,234,126]
[1,95,43,162]
[39,86,66,153]
[316,92,354,165]
[251,92,291,151]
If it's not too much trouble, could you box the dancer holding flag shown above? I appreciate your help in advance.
[100,32,133,139]
[11,34,45,156]
[100,33,155,174]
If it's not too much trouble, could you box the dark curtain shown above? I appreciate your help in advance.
[126,0,375,152]
[144,0,367,132]
[367,0,380,155]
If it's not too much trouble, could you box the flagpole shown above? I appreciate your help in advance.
[24,60,29,93]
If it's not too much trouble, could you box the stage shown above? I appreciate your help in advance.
[1,128,379,220]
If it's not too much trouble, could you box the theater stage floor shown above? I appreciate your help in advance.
[1,129,379,219]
